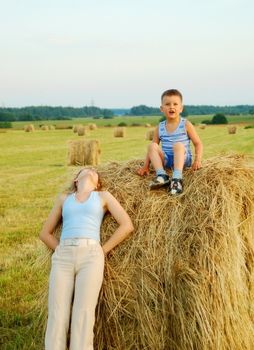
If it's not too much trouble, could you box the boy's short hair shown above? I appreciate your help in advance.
[161,89,183,102]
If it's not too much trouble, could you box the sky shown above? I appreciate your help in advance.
[0,0,253,108]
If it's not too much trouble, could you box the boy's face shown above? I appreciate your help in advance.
[160,95,183,121]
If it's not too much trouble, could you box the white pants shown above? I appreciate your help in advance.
[45,238,105,350]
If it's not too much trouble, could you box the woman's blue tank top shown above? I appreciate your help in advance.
[60,191,104,242]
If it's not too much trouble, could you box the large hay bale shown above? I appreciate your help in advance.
[145,123,151,127]
[88,123,97,130]
[94,155,254,350]
[114,127,126,137]
[24,124,35,132]
[41,125,49,131]
[77,125,86,136]
[146,128,155,140]
[67,139,100,166]
[228,126,237,134]
[49,125,55,130]
[35,155,254,350]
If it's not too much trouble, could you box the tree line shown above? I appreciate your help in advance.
[0,104,254,122]
[0,106,114,121]
[128,105,254,116]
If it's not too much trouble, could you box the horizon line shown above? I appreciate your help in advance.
[1,104,254,109]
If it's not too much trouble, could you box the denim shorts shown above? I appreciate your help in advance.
[164,152,192,169]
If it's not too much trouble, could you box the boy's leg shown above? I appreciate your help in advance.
[148,143,170,188]
[184,153,192,168]
[70,244,104,350]
[172,142,185,179]
[45,247,75,350]
[148,142,165,173]
[170,142,185,195]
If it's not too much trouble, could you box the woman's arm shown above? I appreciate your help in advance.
[39,194,66,250]
[100,191,134,254]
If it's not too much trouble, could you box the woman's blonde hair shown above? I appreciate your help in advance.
[66,168,102,194]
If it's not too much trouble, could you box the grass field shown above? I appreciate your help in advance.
[10,114,254,129]
[0,120,254,349]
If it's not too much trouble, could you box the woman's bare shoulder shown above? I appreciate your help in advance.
[99,190,110,196]
[56,193,69,206]
[98,190,110,200]
[98,191,115,206]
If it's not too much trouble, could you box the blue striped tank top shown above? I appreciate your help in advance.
[158,118,191,157]
[60,191,104,242]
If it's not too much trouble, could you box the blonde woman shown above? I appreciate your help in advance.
[39,168,134,350]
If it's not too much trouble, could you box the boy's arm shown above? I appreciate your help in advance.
[137,126,160,176]
[186,121,203,170]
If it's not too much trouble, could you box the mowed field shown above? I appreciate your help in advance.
[0,117,254,349]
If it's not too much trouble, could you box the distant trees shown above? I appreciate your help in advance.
[102,108,114,118]
[201,119,212,124]
[0,106,114,121]
[128,105,254,116]
[103,115,114,119]
[0,112,14,121]
[128,105,188,116]
[0,121,12,128]
[181,107,189,117]
[202,114,228,125]
[211,113,228,124]
[129,105,161,116]
[184,105,251,115]
[0,104,253,122]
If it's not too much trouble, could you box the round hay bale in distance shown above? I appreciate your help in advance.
[114,127,126,137]
[73,124,80,133]
[67,139,100,166]
[228,126,237,134]
[41,125,49,131]
[145,123,151,127]
[24,124,35,132]
[199,124,206,129]
[77,125,86,136]
[88,123,97,130]
[146,129,155,140]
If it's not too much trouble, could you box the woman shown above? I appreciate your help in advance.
[39,168,134,350]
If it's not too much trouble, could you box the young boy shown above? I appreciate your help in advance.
[137,89,203,195]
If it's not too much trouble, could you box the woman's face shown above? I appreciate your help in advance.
[75,168,99,186]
